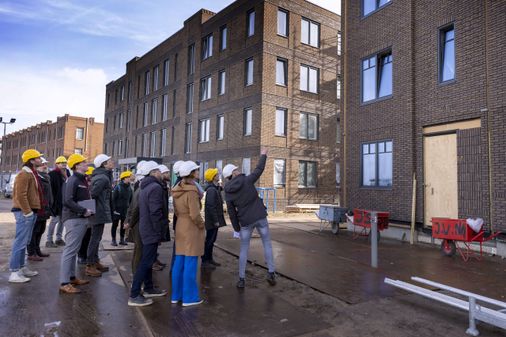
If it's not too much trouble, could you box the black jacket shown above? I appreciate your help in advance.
[61,172,91,223]
[37,171,53,221]
[225,155,267,231]
[88,167,113,225]
[204,183,226,230]
[112,181,132,219]
[49,168,67,216]
[125,181,141,243]
[139,176,168,245]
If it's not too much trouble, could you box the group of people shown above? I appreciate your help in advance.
[8,147,277,308]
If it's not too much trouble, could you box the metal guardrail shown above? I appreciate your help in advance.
[385,276,506,336]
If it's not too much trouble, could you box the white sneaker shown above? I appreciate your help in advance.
[21,266,38,277]
[182,299,203,307]
[8,271,31,283]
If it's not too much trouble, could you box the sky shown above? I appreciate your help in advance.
[0,0,340,135]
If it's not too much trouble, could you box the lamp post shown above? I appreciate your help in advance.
[0,118,16,168]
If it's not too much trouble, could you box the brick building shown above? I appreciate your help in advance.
[342,0,506,232]
[0,114,104,172]
[105,0,341,209]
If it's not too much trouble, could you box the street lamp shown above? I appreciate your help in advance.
[0,118,16,136]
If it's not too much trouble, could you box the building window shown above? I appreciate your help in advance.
[184,123,192,154]
[275,108,287,136]
[200,76,212,101]
[337,76,341,99]
[187,83,194,113]
[245,58,254,86]
[273,159,286,187]
[150,132,156,157]
[362,140,393,187]
[144,70,150,95]
[277,9,288,37]
[161,129,167,156]
[362,51,392,102]
[162,94,169,121]
[276,58,288,86]
[202,34,213,60]
[299,112,318,140]
[217,114,224,140]
[118,140,123,156]
[363,0,391,16]
[163,59,170,86]
[440,25,455,83]
[242,158,251,175]
[143,134,149,156]
[188,44,195,75]
[119,113,124,129]
[300,65,319,93]
[299,161,317,188]
[301,18,319,48]
[74,148,83,155]
[244,108,252,136]
[336,119,341,144]
[199,118,210,143]
[143,103,149,126]
[75,127,84,140]
[151,98,158,124]
[220,25,227,50]
[336,162,341,187]
[120,85,125,101]
[247,9,255,37]
[218,70,226,95]
[337,31,342,55]
[153,65,159,91]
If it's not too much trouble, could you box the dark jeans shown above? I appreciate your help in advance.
[78,227,92,260]
[202,228,218,262]
[130,243,158,298]
[87,224,104,264]
[111,217,126,241]
[27,218,47,256]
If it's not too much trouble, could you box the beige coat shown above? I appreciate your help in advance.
[13,167,41,215]
[172,181,205,256]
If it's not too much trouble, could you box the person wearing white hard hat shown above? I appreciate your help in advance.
[85,154,114,277]
[171,161,205,306]
[224,148,276,289]
[153,164,171,271]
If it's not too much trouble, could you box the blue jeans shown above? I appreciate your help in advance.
[171,255,199,304]
[130,243,158,298]
[9,211,37,271]
[239,218,275,279]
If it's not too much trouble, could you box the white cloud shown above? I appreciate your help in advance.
[0,66,107,134]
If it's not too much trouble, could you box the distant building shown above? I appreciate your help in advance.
[104,0,341,209]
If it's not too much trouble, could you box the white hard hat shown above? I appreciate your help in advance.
[143,161,161,175]
[179,161,200,178]
[223,164,239,179]
[158,164,170,174]
[173,160,184,176]
[94,154,111,168]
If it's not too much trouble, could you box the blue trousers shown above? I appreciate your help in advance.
[130,243,157,298]
[9,211,37,271]
[171,255,199,304]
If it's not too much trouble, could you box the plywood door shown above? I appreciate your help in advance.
[423,134,458,227]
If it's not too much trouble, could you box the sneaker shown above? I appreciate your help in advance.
[55,239,66,246]
[267,272,277,286]
[209,260,221,266]
[27,255,43,261]
[119,239,127,246]
[111,240,118,247]
[70,278,90,286]
[36,250,50,257]
[143,288,167,298]
[95,262,109,272]
[236,278,245,289]
[152,263,164,271]
[77,257,87,265]
[21,266,38,277]
[128,295,153,307]
[8,271,30,283]
[201,262,216,270]
[59,283,81,294]
[45,241,57,248]
[85,265,102,277]
[182,299,203,307]
[171,299,181,304]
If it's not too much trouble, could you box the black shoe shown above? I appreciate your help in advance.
[36,250,50,257]
[119,239,127,246]
[236,278,245,289]
[210,260,221,266]
[55,239,66,246]
[111,240,118,247]
[202,262,216,270]
[267,272,277,286]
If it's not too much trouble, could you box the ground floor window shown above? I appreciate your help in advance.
[298,161,317,188]
[361,140,393,187]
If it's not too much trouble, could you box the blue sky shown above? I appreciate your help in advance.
[0,0,340,134]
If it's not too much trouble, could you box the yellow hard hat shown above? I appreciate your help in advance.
[120,171,133,180]
[55,156,67,164]
[85,166,94,176]
[22,149,42,163]
[67,153,87,169]
[204,168,219,182]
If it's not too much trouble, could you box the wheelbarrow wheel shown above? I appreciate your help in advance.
[331,222,339,235]
[441,240,456,257]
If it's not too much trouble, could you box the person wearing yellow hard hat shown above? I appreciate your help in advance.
[46,156,70,248]
[8,149,43,283]
[85,166,94,177]
[202,168,227,270]
[111,171,133,246]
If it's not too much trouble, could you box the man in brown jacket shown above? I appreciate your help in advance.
[8,149,43,283]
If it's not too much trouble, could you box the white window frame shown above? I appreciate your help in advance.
[300,64,319,93]
[150,131,156,157]
[199,118,210,143]
[220,25,227,50]
[200,76,212,101]
[247,9,255,37]
[276,58,287,86]
[244,108,252,136]
[162,94,168,120]
[144,70,150,96]
[202,34,213,60]
[217,114,224,140]
[187,83,194,113]
[275,108,287,136]
[163,59,170,86]
[153,65,159,91]
[218,70,226,95]
[301,18,320,48]
[184,122,192,154]
[277,9,288,37]
[143,102,149,126]
[161,129,167,156]
[151,98,158,125]
[75,127,84,140]
[245,58,254,86]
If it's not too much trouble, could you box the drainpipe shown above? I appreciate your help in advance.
[342,0,348,207]
[484,0,494,228]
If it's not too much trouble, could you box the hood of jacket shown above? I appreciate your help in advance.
[205,183,218,192]
[172,181,199,201]
[91,167,112,180]
[140,175,162,190]
[224,174,246,195]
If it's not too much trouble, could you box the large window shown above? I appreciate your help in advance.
[143,133,149,156]
[220,25,227,50]
[188,44,195,75]
[337,31,342,56]
[247,9,255,37]
[362,51,392,102]
[362,140,393,187]
[144,70,150,95]
[218,70,226,95]
[301,18,319,47]
[75,127,84,140]
[440,25,455,83]
[299,161,317,188]
[245,58,254,86]
[163,59,170,86]
[151,98,158,124]
[337,76,342,99]
[118,140,123,156]
[275,108,287,136]
[184,122,192,154]
[300,65,319,93]
[273,159,286,187]
[244,108,252,136]
[186,83,194,113]
[119,113,124,129]
[150,131,156,157]
[143,102,149,126]
[277,9,288,37]
[217,114,224,140]
[199,118,210,143]
[363,0,391,16]
[299,112,318,140]
[200,76,212,101]
[162,94,168,121]
[160,129,167,156]
[202,34,213,60]
[153,65,159,91]
[276,58,287,86]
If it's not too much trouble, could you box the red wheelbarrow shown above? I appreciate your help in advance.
[431,217,502,262]
[349,208,389,241]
